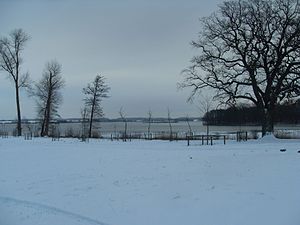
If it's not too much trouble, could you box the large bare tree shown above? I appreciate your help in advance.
[180,0,300,136]
[33,60,64,137]
[0,29,29,136]
[83,75,110,138]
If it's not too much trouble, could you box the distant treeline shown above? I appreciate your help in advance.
[203,102,300,125]
[0,117,200,124]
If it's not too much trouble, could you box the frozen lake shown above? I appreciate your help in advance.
[1,121,300,136]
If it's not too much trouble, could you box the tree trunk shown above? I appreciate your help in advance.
[44,76,53,137]
[44,95,52,136]
[88,102,95,138]
[262,108,274,136]
[88,111,93,138]
[15,83,22,136]
[44,103,51,136]
[40,117,46,137]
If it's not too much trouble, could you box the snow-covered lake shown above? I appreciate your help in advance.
[2,121,300,137]
[0,137,299,225]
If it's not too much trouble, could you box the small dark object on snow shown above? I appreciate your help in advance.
[190,157,192,159]
[297,150,300,153]
[280,149,286,152]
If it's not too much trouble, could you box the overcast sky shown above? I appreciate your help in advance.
[0,0,222,119]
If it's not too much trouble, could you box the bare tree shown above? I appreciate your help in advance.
[147,109,152,139]
[83,75,110,138]
[119,107,128,141]
[180,0,300,136]
[33,60,64,137]
[0,29,29,136]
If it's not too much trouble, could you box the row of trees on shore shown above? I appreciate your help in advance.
[0,29,110,137]
[203,101,300,126]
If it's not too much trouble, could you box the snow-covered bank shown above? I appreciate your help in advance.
[0,138,299,225]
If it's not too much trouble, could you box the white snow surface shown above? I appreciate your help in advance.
[0,137,299,225]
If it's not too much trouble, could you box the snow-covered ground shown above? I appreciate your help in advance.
[0,137,299,225]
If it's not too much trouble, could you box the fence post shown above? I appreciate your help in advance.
[224,135,226,145]
[210,136,213,145]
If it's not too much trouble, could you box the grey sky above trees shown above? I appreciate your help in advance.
[0,0,222,119]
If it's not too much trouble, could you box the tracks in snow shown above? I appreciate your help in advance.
[0,196,109,225]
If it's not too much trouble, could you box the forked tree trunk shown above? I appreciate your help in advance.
[261,108,274,136]
[43,75,53,137]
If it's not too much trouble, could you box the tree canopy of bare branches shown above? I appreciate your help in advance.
[83,75,110,138]
[180,0,300,135]
[0,29,30,136]
[33,60,64,137]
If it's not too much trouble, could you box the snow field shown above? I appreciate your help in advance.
[0,137,299,225]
